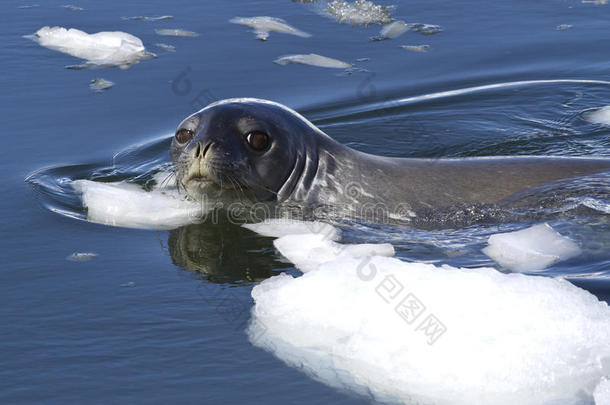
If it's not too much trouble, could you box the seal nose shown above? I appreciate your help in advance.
[193,141,212,159]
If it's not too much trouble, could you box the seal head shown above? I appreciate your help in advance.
[171,98,325,202]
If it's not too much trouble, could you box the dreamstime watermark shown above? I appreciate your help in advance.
[171,66,218,111]
[182,180,416,226]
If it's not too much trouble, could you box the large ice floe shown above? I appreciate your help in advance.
[71,171,205,229]
[28,26,154,69]
[246,219,610,405]
[230,16,311,41]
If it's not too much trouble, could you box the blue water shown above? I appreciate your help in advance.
[3,0,610,403]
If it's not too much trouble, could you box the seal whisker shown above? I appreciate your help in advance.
[158,170,176,190]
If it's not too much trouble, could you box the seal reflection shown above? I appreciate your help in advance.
[168,220,289,283]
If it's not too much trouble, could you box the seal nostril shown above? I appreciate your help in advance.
[202,142,212,157]
[195,142,202,158]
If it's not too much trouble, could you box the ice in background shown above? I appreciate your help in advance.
[28,26,154,68]
[482,223,582,271]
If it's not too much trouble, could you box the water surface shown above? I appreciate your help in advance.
[3,0,610,403]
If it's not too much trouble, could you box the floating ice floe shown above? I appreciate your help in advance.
[155,28,199,37]
[247,220,610,405]
[66,252,97,261]
[401,44,429,52]
[230,16,311,41]
[326,0,393,25]
[154,43,175,52]
[71,175,206,229]
[274,53,352,69]
[120,281,136,288]
[557,24,573,30]
[408,23,442,35]
[243,219,341,240]
[18,4,40,8]
[274,233,394,273]
[584,106,610,126]
[28,26,154,69]
[63,4,84,11]
[89,78,114,92]
[373,20,408,40]
[482,223,582,272]
[122,15,173,21]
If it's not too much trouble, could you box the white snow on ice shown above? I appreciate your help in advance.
[247,221,610,405]
[482,223,582,271]
[28,26,154,69]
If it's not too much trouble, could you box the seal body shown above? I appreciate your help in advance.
[171,98,610,220]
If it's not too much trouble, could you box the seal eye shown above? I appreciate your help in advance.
[245,131,269,151]
[175,128,194,144]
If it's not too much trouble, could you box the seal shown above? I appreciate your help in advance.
[171,98,610,220]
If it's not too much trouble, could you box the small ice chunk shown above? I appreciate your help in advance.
[582,0,608,3]
[482,223,582,271]
[63,5,84,11]
[408,23,443,35]
[326,0,393,25]
[154,43,175,52]
[122,15,173,21]
[67,252,97,261]
[71,179,207,230]
[19,4,40,8]
[273,232,395,273]
[29,26,154,69]
[376,20,408,40]
[243,219,341,241]
[230,16,311,40]
[557,24,573,30]
[155,28,199,37]
[120,281,136,288]
[89,78,114,92]
[274,53,352,69]
[250,257,610,405]
[401,44,430,52]
[584,106,610,126]
[595,377,610,405]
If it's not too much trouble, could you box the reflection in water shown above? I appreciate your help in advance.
[168,219,289,283]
